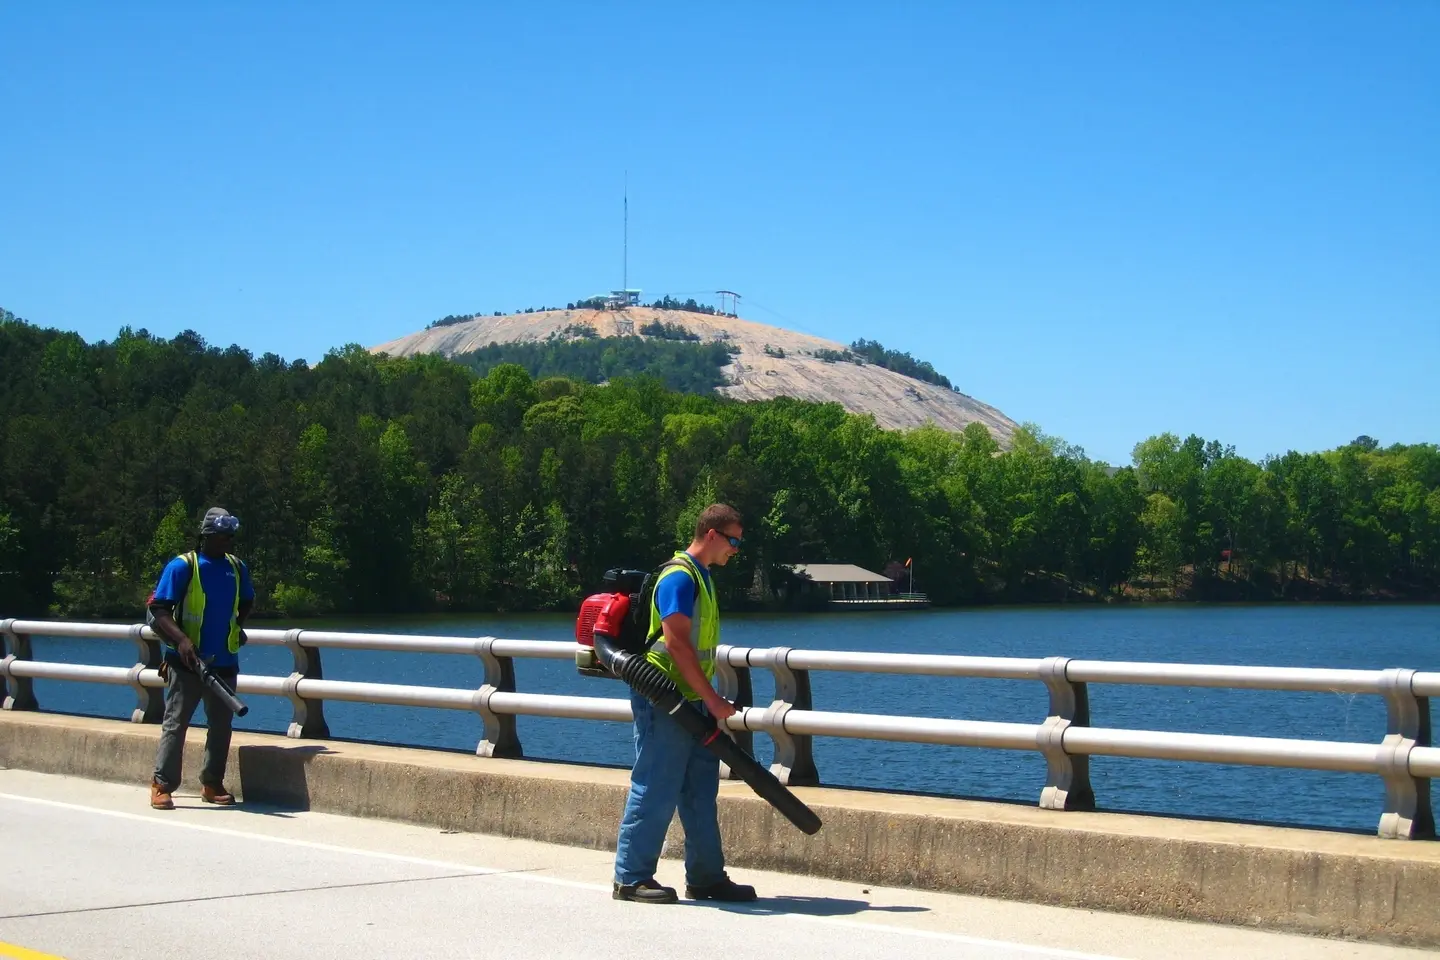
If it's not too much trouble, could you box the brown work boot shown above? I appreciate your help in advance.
[150,779,174,810]
[200,783,236,805]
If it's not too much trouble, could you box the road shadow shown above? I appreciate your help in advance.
[686,895,929,917]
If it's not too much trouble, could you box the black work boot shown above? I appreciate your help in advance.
[613,879,678,904]
[685,876,757,902]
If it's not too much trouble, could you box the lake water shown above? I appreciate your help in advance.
[19,603,1439,834]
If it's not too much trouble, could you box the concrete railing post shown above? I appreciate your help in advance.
[1037,656,1095,811]
[0,619,38,711]
[1377,667,1434,840]
[127,624,163,723]
[0,618,11,707]
[713,644,754,780]
[758,646,818,786]
[282,629,330,739]
[473,637,521,758]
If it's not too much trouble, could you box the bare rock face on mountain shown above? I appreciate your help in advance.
[371,308,1018,442]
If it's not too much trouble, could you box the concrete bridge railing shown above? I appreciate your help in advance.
[1,616,1434,840]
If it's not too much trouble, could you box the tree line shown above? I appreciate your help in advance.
[430,296,731,327]
[0,314,1435,621]
[848,338,955,390]
[453,334,735,395]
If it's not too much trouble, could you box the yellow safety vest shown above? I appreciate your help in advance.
[645,551,719,701]
[177,550,243,655]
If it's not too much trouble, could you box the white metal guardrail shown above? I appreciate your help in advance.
[1,617,1433,840]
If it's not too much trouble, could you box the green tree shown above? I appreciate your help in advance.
[413,471,493,609]
[0,506,21,611]
[1083,465,1143,595]
[149,499,193,575]
[1137,492,1184,588]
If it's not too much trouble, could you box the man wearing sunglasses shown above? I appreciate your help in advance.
[146,506,255,810]
[613,503,757,904]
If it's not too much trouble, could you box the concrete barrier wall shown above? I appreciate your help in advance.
[3,711,1439,947]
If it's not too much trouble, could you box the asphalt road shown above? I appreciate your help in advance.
[0,769,1426,960]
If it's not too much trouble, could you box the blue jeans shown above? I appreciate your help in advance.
[614,691,726,887]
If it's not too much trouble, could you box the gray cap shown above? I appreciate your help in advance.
[199,507,239,536]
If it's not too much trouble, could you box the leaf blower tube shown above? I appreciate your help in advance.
[591,626,822,836]
[195,658,249,717]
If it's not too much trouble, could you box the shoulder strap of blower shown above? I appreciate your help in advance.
[145,551,196,634]
[640,555,701,650]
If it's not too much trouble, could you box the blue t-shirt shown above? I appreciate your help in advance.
[153,553,254,668]
[654,553,712,620]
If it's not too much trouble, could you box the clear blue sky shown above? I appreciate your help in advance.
[3,3,1436,466]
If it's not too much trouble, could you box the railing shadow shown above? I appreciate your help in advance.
[799,777,1392,838]
[1089,800,1382,837]
[320,732,636,773]
[235,743,336,812]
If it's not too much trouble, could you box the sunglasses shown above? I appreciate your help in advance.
[210,515,240,534]
[714,531,742,549]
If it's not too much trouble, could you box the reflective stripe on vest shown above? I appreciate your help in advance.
[179,551,243,655]
[645,551,719,701]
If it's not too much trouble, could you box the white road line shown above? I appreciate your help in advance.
[0,792,1130,960]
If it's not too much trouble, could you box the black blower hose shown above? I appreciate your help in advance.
[595,633,822,835]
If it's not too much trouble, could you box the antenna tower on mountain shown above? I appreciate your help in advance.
[604,170,639,308]
[607,172,641,309]
[623,171,628,294]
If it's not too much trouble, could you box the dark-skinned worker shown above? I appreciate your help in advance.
[147,507,254,809]
[612,503,758,904]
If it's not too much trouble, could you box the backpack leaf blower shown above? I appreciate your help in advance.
[576,568,822,836]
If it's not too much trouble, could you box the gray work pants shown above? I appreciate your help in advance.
[152,662,239,792]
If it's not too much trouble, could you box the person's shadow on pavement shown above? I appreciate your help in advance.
[686,895,929,917]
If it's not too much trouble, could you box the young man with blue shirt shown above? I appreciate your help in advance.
[147,507,255,810]
[613,503,758,904]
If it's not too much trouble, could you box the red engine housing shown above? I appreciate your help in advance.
[576,592,631,647]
